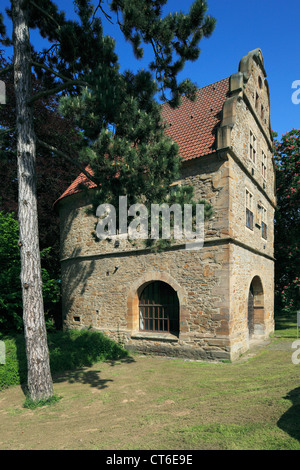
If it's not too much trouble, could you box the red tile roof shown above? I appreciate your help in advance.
[56,165,97,204]
[55,77,230,204]
[162,77,230,160]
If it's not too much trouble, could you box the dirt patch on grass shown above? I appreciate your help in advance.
[0,339,299,450]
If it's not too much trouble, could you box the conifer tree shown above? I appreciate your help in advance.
[0,0,216,401]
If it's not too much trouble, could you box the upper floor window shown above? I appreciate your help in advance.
[249,131,257,165]
[261,206,267,240]
[246,189,254,230]
[261,151,267,180]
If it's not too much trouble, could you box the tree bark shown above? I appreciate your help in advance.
[12,0,53,401]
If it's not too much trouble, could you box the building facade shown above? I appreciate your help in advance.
[56,49,276,361]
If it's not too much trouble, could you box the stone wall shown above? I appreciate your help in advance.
[61,241,232,361]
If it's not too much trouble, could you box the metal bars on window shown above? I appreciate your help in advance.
[139,281,179,334]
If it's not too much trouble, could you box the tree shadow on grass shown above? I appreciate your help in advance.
[52,356,136,390]
[53,369,113,390]
[277,387,300,444]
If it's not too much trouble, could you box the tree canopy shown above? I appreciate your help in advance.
[273,129,300,313]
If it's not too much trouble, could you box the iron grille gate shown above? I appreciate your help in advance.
[139,281,179,334]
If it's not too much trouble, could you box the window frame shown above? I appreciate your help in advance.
[245,188,254,231]
[261,205,267,240]
[261,150,267,180]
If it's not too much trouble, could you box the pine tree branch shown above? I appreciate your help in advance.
[0,126,15,135]
[0,64,13,76]
[39,43,60,59]
[27,79,88,105]
[93,1,113,25]
[31,60,88,85]
[36,138,98,186]
[29,0,61,31]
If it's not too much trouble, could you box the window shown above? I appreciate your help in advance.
[261,150,267,179]
[261,206,267,239]
[250,131,257,165]
[246,189,254,230]
[139,281,179,335]
[256,201,262,227]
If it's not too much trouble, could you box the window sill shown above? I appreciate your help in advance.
[131,331,179,342]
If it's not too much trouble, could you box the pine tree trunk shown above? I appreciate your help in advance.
[12,0,53,401]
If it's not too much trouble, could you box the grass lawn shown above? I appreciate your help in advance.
[0,315,299,450]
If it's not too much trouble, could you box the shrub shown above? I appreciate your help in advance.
[47,329,129,373]
[0,211,61,332]
[0,334,28,391]
[0,329,129,391]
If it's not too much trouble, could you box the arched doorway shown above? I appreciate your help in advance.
[139,281,179,335]
[247,276,265,338]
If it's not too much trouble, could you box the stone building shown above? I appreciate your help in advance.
[55,49,276,361]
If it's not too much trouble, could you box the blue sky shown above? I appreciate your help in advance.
[1,0,300,138]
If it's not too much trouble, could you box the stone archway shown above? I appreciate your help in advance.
[247,276,265,338]
[126,272,187,334]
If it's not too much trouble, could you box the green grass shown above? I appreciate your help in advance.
[0,314,299,450]
[274,313,299,339]
[0,329,128,391]
[175,422,300,450]
[0,328,300,449]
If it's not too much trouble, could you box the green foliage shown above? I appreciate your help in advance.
[273,129,300,313]
[40,247,61,313]
[0,329,129,391]
[110,0,216,105]
[0,211,60,332]
[0,333,27,390]
[23,394,62,409]
[0,211,23,331]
